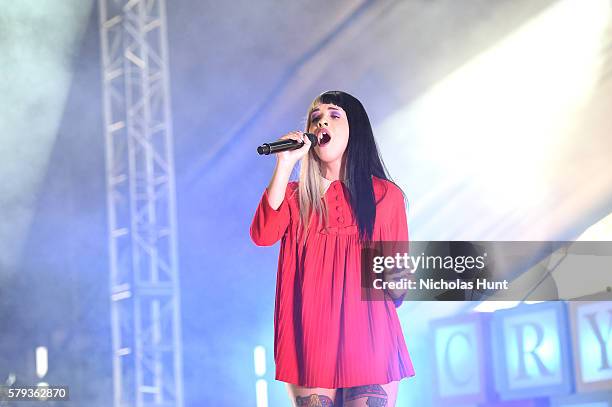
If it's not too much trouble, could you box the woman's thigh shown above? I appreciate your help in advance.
[286,383,338,407]
[341,381,399,407]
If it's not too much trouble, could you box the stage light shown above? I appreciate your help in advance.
[253,345,267,377]
[255,379,268,407]
[0,1,94,272]
[253,345,268,407]
[377,0,610,241]
[35,346,48,379]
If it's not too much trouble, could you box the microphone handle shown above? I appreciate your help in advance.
[257,133,317,155]
[258,139,302,155]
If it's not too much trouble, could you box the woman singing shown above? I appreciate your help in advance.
[250,91,415,406]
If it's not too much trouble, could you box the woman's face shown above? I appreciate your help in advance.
[308,103,349,165]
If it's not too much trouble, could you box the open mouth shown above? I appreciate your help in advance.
[319,130,331,146]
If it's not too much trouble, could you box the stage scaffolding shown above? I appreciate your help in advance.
[98,0,184,406]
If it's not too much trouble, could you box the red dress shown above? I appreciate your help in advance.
[250,176,415,388]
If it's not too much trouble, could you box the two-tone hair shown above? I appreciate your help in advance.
[297,90,403,243]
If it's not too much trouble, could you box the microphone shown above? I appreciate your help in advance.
[257,133,318,155]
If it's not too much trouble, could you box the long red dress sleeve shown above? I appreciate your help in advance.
[250,177,415,388]
[378,180,408,241]
[377,182,410,307]
[250,184,294,246]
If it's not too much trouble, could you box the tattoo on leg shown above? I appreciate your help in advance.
[345,384,388,407]
[366,398,387,407]
[296,394,334,407]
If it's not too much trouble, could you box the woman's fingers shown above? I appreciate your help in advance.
[280,131,303,142]
[275,131,312,165]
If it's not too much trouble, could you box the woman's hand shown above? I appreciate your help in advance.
[384,265,413,302]
[276,131,312,168]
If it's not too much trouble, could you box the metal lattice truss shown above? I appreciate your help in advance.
[98,0,183,406]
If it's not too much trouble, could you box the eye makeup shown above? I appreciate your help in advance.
[309,106,343,122]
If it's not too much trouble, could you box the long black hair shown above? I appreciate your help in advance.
[313,91,401,242]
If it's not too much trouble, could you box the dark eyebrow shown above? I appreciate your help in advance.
[310,106,341,117]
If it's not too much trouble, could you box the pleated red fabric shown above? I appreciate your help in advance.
[250,177,415,388]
